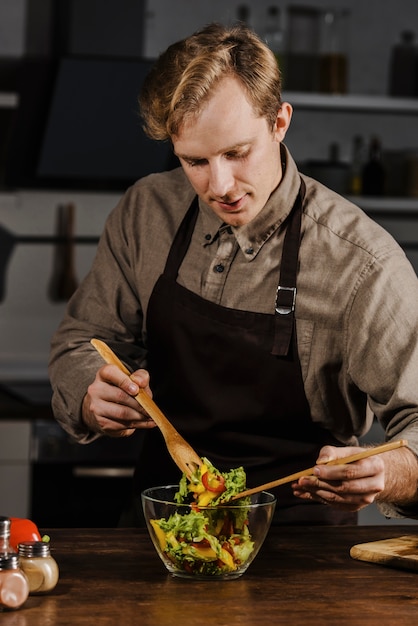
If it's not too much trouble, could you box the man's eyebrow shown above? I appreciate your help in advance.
[175,141,252,161]
[174,150,202,161]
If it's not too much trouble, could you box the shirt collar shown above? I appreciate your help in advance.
[198,144,301,258]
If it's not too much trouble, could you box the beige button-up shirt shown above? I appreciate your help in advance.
[49,145,418,517]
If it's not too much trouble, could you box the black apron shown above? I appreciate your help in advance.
[132,184,356,525]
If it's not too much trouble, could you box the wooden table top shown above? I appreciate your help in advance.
[10,525,418,626]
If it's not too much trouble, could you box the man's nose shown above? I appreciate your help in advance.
[208,162,234,198]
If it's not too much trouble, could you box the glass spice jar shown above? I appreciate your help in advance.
[18,541,59,594]
[0,554,29,610]
[18,541,59,595]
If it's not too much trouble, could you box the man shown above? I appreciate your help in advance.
[49,23,418,525]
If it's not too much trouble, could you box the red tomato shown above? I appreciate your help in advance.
[201,471,226,493]
[9,517,42,551]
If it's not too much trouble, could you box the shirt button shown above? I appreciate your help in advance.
[245,247,254,255]
[214,264,224,273]
[205,233,211,241]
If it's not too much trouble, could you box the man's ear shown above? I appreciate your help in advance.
[274,102,293,142]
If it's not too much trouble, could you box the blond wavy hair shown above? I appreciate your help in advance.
[139,22,283,141]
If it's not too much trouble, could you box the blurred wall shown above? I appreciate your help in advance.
[1,0,418,377]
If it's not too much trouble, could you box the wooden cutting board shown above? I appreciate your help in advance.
[350,535,418,571]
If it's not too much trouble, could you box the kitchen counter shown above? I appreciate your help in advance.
[12,525,418,626]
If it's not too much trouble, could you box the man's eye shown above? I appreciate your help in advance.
[185,158,205,167]
[226,150,250,160]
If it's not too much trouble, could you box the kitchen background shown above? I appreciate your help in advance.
[1,0,418,525]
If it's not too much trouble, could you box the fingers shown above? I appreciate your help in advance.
[292,473,381,510]
[314,454,384,482]
[82,364,157,436]
[292,447,386,511]
[98,364,139,396]
[315,444,365,465]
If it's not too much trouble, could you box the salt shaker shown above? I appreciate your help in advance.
[0,517,15,555]
[18,541,59,595]
[0,554,29,610]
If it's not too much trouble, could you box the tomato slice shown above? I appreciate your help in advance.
[201,471,226,493]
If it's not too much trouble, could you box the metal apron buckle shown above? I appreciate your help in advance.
[275,285,296,315]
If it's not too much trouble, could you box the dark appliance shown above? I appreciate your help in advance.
[30,419,143,528]
[0,380,142,527]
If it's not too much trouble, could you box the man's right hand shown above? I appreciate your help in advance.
[81,364,157,437]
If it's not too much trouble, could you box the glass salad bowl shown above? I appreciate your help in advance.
[141,485,276,580]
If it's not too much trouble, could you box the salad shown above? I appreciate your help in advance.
[149,458,255,576]
[175,457,247,507]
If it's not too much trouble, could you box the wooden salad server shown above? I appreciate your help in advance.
[90,338,202,477]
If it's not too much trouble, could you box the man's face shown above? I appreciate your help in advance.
[172,76,292,227]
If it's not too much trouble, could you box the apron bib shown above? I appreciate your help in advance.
[134,184,356,525]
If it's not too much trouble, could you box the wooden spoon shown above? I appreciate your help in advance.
[229,439,408,500]
[90,338,202,477]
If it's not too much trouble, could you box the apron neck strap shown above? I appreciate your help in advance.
[271,178,306,357]
[164,196,199,279]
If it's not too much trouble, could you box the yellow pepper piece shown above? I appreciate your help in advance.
[188,482,205,494]
[183,544,218,561]
[218,546,236,571]
[197,490,217,507]
[150,519,167,550]
[165,530,180,549]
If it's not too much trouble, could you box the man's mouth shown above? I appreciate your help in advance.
[216,195,246,212]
